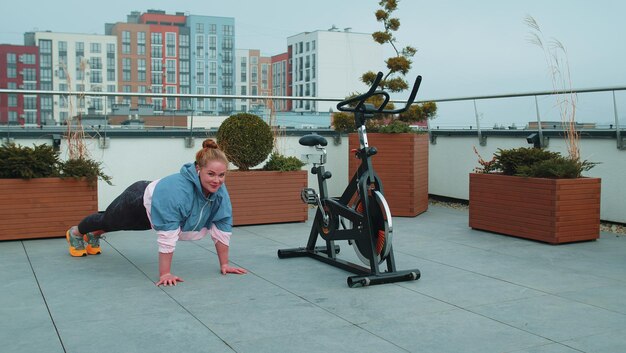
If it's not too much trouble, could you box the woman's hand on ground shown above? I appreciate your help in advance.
[156,273,184,286]
[221,265,247,275]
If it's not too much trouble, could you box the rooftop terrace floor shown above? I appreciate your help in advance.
[3,205,626,353]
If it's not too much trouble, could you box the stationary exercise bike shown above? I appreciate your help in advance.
[277,72,422,287]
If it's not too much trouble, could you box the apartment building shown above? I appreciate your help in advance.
[2,11,383,126]
[24,31,117,124]
[106,10,188,114]
[235,49,272,113]
[0,44,40,125]
[287,29,382,113]
[271,52,289,112]
[187,15,236,115]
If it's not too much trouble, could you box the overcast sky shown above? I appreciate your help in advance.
[1,0,624,127]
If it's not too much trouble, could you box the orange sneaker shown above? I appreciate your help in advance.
[66,227,86,257]
[83,232,102,255]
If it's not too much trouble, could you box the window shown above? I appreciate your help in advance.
[209,62,217,85]
[90,70,102,84]
[151,58,162,72]
[22,54,36,64]
[76,42,84,55]
[251,65,258,83]
[151,44,162,59]
[179,72,189,86]
[209,87,217,111]
[179,60,189,73]
[166,32,176,57]
[40,55,52,68]
[122,31,131,54]
[24,96,37,109]
[208,24,216,34]
[222,37,233,50]
[240,57,247,82]
[151,72,162,85]
[8,95,17,107]
[39,40,52,54]
[122,58,131,81]
[208,36,216,59]
[90,43,101,53]
[261,64,268,89]
[179,34,189,47]
[107,56,116,81]
[196,34,204,58]
[90,57,102,70]
[196,86,204,110]
[137,59,146,82]
[138,85,147,104]
[166,86,176,109]
[196,61,204,85]
[166,59,176,84]
[151,32,162,45]
[23,68,37,81]
[24,111,37,124]
[137,32,146,55]
[6,53,16,78]
[223,25,233,36]
[196,23,204,32]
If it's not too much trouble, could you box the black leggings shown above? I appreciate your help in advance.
[78,181,152,234]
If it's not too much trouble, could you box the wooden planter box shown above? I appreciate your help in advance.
[469,173,601,244]
[349,133,429,217]
[226,170,308,226]
[0,178,98,241]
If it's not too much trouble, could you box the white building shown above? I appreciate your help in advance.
[24,32,118,124]
[288,29,382,113]
[235,49,250,112]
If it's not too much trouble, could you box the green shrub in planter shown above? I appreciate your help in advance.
[0,142,112,184]
[0,143,60,179]
[262,152,305,172]
[217,113,274,171]
[476,147,595,178]
[60,158,113,186]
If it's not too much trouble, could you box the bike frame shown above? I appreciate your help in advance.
[277,71,421,287]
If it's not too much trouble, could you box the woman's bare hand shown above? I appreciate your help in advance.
[156,273,184,286]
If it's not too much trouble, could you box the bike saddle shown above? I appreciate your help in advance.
[299,134,328,147]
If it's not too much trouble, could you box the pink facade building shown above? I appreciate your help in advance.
[0,44,40,125]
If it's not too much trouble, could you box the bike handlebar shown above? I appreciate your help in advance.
[336,72,422,115]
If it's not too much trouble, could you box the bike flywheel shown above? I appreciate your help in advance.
[351,190,393,266]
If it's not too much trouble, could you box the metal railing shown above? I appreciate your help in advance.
[1,84,625,149]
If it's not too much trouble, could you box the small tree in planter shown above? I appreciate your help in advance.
[336,0,435,217]
[360,0,437,131]
[216,113,307,226]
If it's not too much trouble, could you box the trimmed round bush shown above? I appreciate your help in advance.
[217,113,274,171]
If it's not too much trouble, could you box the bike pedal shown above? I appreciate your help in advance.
[301,188,319,205]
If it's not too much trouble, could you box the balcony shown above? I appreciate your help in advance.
[1,88,626,352]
